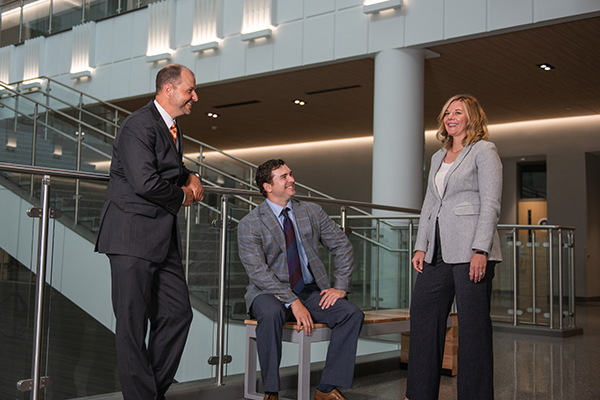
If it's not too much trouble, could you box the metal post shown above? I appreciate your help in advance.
[531,229,537,325]
[340,206,348,234]
[374,220,380,310]
[19,0,24,43]
[48,0,53,35]
[114,111,119,138]
[408,220,413,306]
[568,230,576,328]
[81,0,86,23]
[185,206,192,282]
[216,194,229,386]
[44,80,51,138]
[249,167,255,210]
[74,95,83,224]
[31,175,51,400]
[30,104,39,195]
[548,228,554,329]
[558,229,563,330]
[512,228,518,326]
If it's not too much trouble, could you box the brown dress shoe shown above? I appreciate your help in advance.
[263,393,278,400]
[314,388,348,400]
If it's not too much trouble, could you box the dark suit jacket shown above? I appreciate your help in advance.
[95,101,194,263]
[237,198,354,312]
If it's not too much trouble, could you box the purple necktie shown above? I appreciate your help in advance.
[281,208,304,294]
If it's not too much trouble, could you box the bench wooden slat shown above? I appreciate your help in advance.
[244,319,328,330]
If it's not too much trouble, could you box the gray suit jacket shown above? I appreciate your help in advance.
[238,198,354,312]
[95,101,194,263]
[415,140,503,264]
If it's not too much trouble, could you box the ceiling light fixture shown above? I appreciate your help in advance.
[207,112,219,118]
[537,63,554,71]
[293,100,306,106]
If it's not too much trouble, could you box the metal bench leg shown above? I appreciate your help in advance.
[244,325,263,400]
[297,331,312,400]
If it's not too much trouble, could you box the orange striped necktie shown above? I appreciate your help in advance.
[169,122,178,143]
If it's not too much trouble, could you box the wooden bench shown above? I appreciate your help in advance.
[244,309,457,400]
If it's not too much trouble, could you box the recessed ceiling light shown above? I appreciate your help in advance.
[207,112,219,118]
[537,63,554,71]
[293,99,306,106]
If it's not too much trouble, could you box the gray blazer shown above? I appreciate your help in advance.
[414,140,503,264]
[238,198,354,312]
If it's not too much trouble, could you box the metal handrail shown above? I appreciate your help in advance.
[0,99,113,160]
[8,76,132,116]
[0,81,118,140]
[0,162,579,397]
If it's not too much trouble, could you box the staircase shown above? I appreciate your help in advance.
[0,77,375,322]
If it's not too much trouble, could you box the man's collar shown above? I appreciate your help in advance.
[266,198,293,216]
[154,99,174,129]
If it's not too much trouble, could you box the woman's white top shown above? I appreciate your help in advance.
[435,161,454,198]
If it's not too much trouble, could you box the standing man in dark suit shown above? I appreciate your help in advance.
[238,159,364,400]
[95,64,204,400]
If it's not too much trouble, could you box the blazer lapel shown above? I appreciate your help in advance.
[430,150,445,201]
[442,144,474,195]
[290,200,312,254]
[259,202,286,254]
[149,101,180,155]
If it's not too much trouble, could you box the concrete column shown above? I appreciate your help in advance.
[372,49,425,211]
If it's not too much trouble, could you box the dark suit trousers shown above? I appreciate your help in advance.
[406,238,495,400]
[250,286,364,393]
[108,232,193,400]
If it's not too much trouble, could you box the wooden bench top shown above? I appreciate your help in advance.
[244,308,411,331]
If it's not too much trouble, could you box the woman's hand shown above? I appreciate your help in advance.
[412,251,425,273]
[470,252,487,282]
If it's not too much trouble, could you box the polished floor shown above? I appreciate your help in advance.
[275,301,600,400]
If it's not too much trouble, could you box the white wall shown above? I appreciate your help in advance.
[5,0,598,102]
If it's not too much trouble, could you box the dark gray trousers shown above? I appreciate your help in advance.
[109,236,193,400]
[406,243,495,400]
[250,285,364,393]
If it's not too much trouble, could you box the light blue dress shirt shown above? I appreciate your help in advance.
[266,198,314,286]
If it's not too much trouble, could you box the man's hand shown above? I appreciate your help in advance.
[185,174,204,202]
[182,186,194,207]
[290,299,314,335]
[318,288,346,310]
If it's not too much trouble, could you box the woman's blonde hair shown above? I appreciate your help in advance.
[436,94,489,150]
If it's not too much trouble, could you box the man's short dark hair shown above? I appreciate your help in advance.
[256,159,286,197]
[156,64,186,95]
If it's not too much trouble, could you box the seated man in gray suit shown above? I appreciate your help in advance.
[238,159,364,400]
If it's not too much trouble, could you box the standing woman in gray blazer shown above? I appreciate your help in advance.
[405,94,502,400]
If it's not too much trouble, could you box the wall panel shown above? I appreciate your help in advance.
[303,13,335,65]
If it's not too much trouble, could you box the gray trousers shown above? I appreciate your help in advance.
[250,285,364,392]
[406,240,496,400]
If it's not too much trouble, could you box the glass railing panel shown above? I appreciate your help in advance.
[493,226,576,329]
[0,246,37,398]
[0,174,119,399]
[86,0,121,21]
[344,228,372,309]
[22,0,49,41]
[491,228,516,323]
[182,202,223,311]
[52,0,84,34]
[0,3,22,47]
